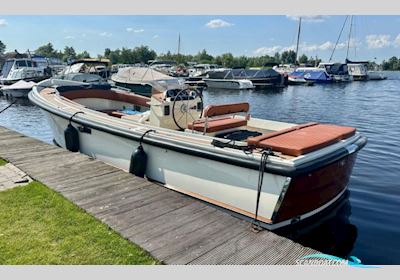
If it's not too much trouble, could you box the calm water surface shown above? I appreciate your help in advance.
[1,72,399,264]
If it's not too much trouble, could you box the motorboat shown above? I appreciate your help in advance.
[189,64,220,77]
[54,59,111,85]
[241,68,287,89]
[289,68,333,84]
[0,57,49,85]
[273,64,297,76]
[367,71,387,80]
[203,69,254,89]
[1,80,36,98]
[346,60,369,81]
[318,63,353,82]
[111,67,184,97]
[29,81,367,230]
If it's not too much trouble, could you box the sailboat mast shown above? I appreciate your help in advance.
[346,15,353,60]
[177,33,181,56]
[295,17,302,64]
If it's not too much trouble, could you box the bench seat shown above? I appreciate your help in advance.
[247,123,356,156]
[188,117,248,133]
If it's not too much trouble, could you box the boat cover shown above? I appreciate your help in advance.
[111,67,181,92]
[247,122,356,156]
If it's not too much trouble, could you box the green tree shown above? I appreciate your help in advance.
[298,54,308,64]
[76,50,90,59]
[132,45,157,64]
[281,50,296,64]
[194,49,213,64]
[0,40,5,55]
[62,46,77,62]
[35,43,57,58]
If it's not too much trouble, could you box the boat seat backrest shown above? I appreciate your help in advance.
[203,102,250,118]
[188,102,250,134]
[60,88,151,108]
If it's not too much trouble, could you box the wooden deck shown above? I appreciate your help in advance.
[0,126,321,264]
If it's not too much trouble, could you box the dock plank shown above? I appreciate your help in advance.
[0,126,322,265]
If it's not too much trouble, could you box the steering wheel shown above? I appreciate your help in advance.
[172,89,204,131]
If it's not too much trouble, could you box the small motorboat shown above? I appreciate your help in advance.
[1,80,36,98]
[289,68,333,84]
[203,69,254,89]
[29,80,366,230]
[318,63,353,82]
[367,71,387,80]
[111,67,184,97]
[0,57,49,85]
[346,59,369,81]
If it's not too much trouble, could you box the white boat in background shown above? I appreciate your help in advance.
[273,64,297,75]
[203,78,254,89]
[318,63,353,82]
[189,64,220,77]
[0,57,47,85]
[367,71,387,80]
[347,61,369,81]
[1,80,36,98]
[55,59,111,84]
[111,67,184,97]
[203,69,254,89]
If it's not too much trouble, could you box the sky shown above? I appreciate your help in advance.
[0,15,399,62]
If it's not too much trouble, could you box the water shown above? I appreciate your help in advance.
[1,72,399,264]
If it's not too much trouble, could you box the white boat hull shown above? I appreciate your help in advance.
[204,79,254,89]
[45,112,288,226]
[1,88,31,98]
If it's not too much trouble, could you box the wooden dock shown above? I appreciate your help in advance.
[0,125,321,264]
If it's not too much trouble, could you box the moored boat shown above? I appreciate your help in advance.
[29,80,367,230]
[1,80,36,98]
[111,67,184,97]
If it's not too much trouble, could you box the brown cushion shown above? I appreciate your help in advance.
[247,123,356,156]
[203,102,249,118]
[247,122,318,146]
[188,118,247,133]
[61,89,150,108]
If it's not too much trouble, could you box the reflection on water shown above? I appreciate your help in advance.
[0,94,53,144]
[1,72,400,264]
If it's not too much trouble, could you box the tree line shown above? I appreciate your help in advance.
[1,40,400,70]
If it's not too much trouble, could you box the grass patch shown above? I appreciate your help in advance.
[0,181,158,264]
[0,158,7,166]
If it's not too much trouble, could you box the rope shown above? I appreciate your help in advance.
[329,16,349,62]
[68,111,84,125]
[139,129,156,146]
[0,100,17,114]
[251,148,273,233]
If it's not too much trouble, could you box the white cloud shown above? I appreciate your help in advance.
[205,19,234,29]
[127,27,144,33]
[0,19,7,27]
[254,46,281,55]
[365,34,391,49]
[286,15,329,23]
[153,35,159,39]
[99,32,112,37]
[64,35,74,39]
[393,34,400,47]
[254,40,352,56]
[319,41,335,51]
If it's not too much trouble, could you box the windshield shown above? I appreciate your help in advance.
[1,61,13,77]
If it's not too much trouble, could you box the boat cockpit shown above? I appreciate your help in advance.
[54,84,357,159]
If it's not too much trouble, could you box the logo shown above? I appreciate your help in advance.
[296,253,379,268]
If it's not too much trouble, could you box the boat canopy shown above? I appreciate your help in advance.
[112,67,182,92]
[303,70,331,81]
[207,69,281,79]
